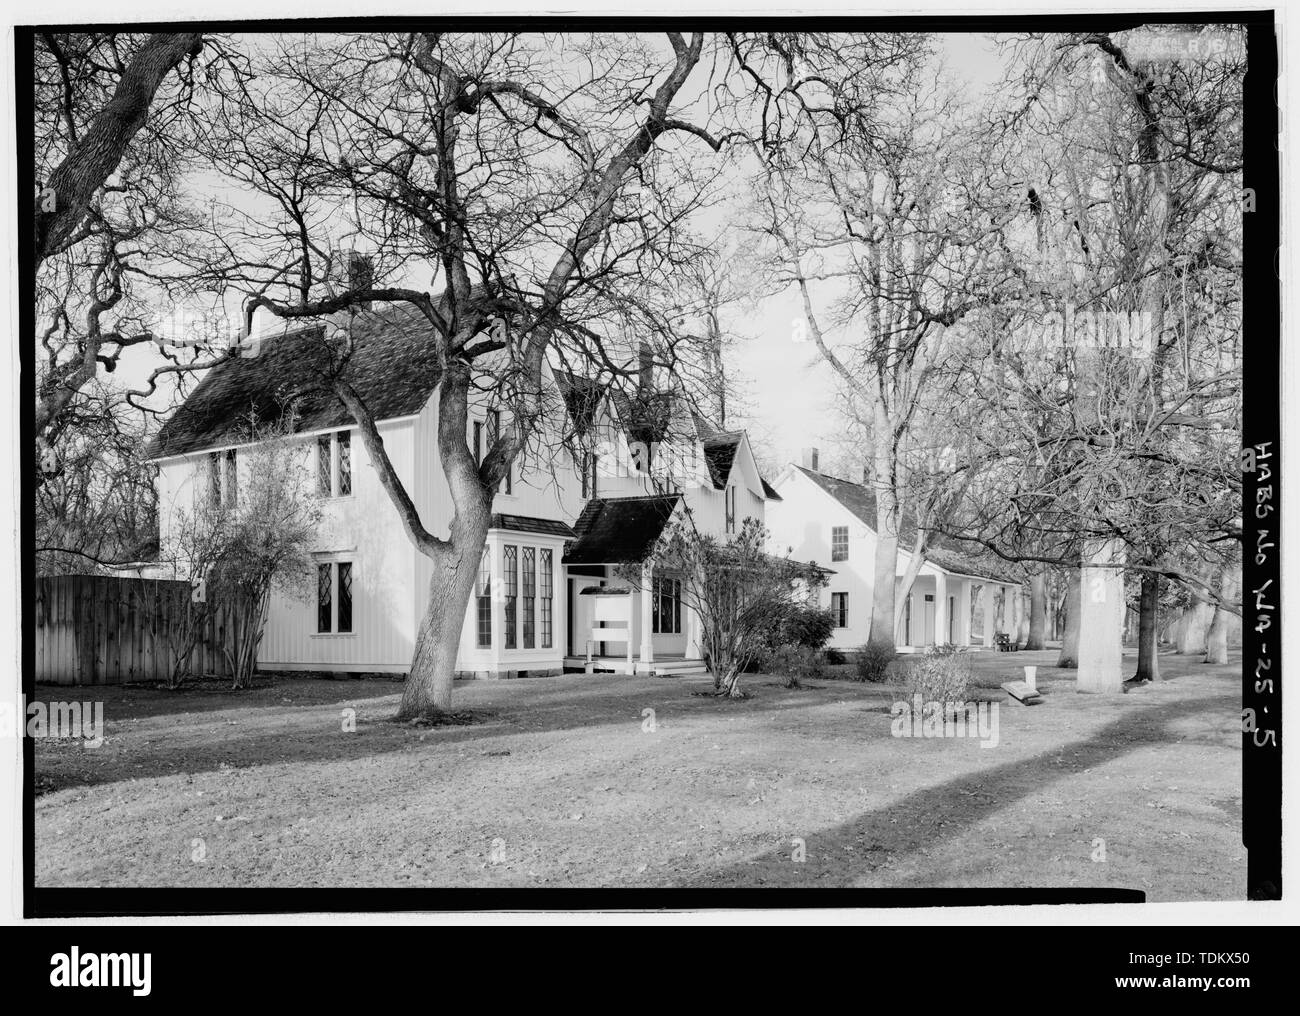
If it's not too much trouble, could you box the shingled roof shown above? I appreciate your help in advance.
[791,465,1012,582]
[563,494,681,565]
[149,303,443,459]
[490,514,576,540]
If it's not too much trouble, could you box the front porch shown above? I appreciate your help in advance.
[562,652,709,677]
[564,563,705,677]
[895,572,1027,651]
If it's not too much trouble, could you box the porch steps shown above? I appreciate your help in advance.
[651,659,709,678]
[562,657,709,678]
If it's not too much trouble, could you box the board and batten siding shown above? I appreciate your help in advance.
[156,419,419,673]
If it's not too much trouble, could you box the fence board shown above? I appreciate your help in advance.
[33,575,235,686]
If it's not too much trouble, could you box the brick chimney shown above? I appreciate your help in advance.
[800,447,819,471]
[638,342,654,395]
[347,251,374,310]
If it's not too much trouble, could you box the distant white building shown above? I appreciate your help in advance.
[767,449,1024,652]
[147,303,780,679]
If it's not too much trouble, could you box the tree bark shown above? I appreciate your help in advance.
[400,542,484,717]
[1204,563,1237,664]
[1056,569,1082,668]
[1177,596,1214,656]
[869,400,900,650]
[893,530,928,634]
[1132,572,1161,682]
[37,32,204,262]
[1027,571,1048,649]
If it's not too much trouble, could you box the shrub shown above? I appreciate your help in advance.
[824,647,846,666]
[759,644,826,687]
[904,652,973,705]
[764,605,837,652]
[854,641,896,683]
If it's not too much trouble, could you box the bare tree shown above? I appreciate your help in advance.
[187,32,732,716]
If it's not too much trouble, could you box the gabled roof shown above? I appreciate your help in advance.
[790,465,1012,582]
[149,303,443,459]
[552,369,604,438]
[702,432,740,489]
[563,494,681,565]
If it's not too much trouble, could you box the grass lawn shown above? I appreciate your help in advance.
[33,648,1243,899]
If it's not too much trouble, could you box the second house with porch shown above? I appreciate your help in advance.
[767,450,1025,652]
[148,302,779,680]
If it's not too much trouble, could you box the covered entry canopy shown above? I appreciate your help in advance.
[562,494,680,566]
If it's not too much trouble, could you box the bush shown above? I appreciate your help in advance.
[758,644,826,687]
[904,652,973,705]
[854,641,896,683]
[773,602,837,651]
[824,647,846,666]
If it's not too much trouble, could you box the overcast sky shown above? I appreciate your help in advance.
[107,31,1009,477]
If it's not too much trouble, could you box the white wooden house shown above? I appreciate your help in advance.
[767,449,1024,652]
[147,303,779,679]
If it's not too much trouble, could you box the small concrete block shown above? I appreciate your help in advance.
[1001,680,1043,704]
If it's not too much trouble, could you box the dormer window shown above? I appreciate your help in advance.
[317,430,352,497]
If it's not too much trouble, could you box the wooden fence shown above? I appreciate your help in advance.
[34,574,233,686]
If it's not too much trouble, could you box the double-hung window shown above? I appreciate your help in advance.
[502,544,518,649]
[486,410,512,494]
[476,550,492,648]
[317,561,354,634]
[579,449,597,499]
[831,526,848,561]
[830,592,848,628]
[317,431,352,497]
[652,576,682,635]
[207,449,237,509]
[521,547,536,649]
[539,550,554,649]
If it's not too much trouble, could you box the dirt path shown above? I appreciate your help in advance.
[33,650,1243,898]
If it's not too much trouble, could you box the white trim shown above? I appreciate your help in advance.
[148,414,420,464]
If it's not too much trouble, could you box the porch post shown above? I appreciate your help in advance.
[982,583,996,647]
[640,561,655,674]
[957,579,972,645]
[934,572,948,648]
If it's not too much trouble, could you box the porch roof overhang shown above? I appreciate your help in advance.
[489,514,576,540]
[562,493,680,565]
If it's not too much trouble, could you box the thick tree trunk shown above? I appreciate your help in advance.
[1204,563,1237,664]
[869,403,901,649]
[1015,589,1030,645]
[1132,573,1161,682]
[718,663,744,698]
[1077,540,1125,694]
[894,532,928,634]
[1027,572,1047,650]
[1056,569,1082,668]
[870,519,900,649]
[1177,597,1214,656]
[398,543,485,718]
